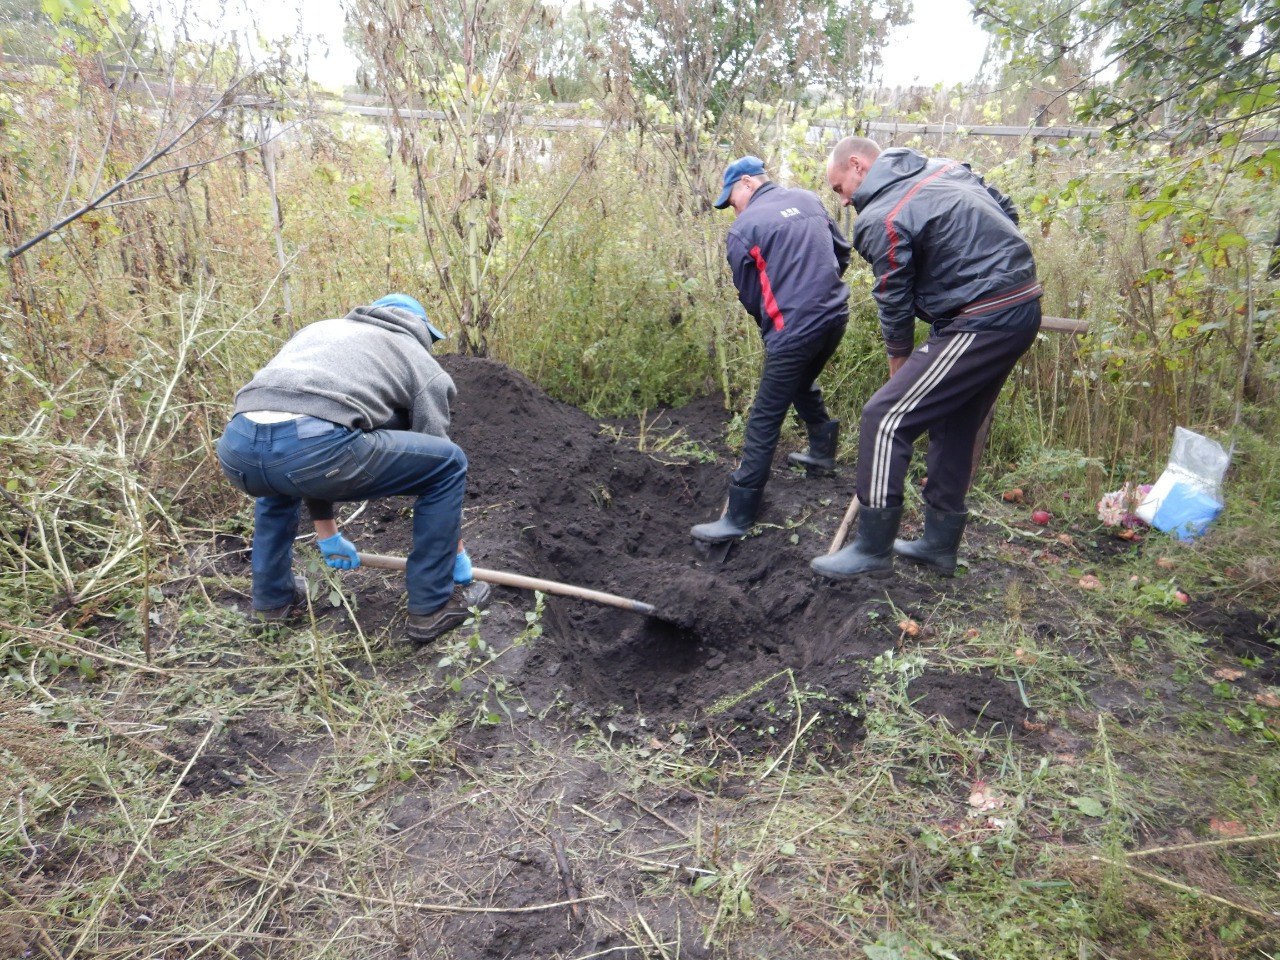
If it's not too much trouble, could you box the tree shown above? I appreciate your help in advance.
[348,0,613,355]
[973,0,1280,142]
[609,0,910,200]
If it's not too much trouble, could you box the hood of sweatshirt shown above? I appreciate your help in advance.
[343,305,437,352]
[851,147,929,214]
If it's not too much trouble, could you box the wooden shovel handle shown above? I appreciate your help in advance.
[356,552,657,617]
[828,494,861,555]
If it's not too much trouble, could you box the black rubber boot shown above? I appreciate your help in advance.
[787,420,839,476]
[810,504,902,580]
[690,483,763,543]
[894,505,968,576]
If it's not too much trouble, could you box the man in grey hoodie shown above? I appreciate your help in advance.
[216,294,489,643]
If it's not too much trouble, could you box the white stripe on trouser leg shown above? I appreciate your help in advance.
[871,333,976,507]
[869,333,976,508]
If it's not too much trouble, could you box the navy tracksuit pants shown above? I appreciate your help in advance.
[857,302,1040,513]
[732,324,846,490]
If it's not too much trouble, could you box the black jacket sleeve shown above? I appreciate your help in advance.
[830,216,852,276]
[855,220,918,357]
[305,498,335,522]
[727,234,764,325]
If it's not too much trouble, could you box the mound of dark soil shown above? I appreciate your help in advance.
[334,355,1031,744]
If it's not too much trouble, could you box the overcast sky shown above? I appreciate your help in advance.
[146,0,992,92]
[879,0,991,87]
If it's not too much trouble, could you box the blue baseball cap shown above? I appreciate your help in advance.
[370,293,447,342]
[713,155,766,209]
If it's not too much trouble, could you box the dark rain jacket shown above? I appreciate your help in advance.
[850,147,1042,357]
[726,182,852,355]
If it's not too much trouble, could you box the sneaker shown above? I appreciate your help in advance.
[254,575,310,622]
[406,581,492,645]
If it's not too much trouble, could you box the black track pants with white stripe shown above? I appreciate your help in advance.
[856,309,1040,513]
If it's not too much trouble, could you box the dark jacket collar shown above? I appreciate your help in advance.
[744,181,779,208]
[852,148,928,213]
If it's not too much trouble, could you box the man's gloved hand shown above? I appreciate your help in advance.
[453,548,473,584]
[318,533,361,570]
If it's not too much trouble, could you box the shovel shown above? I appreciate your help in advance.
[356,552,657,617]
[828,494,860,554]
[691,495,735,564]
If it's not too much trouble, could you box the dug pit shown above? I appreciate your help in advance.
[289,356,1031,742]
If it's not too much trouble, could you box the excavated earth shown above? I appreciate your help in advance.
[318,355,1033,742]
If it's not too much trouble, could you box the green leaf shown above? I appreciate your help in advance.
[1073,796,1105,817]
[691,874,719,895]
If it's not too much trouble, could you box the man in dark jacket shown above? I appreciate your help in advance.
[691,155,852,544]
[216,294,489,642]
[810,137,1042,580]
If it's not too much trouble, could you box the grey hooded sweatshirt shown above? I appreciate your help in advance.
[233,305,455,437]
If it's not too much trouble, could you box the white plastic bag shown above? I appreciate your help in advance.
[1135,427,1230,537]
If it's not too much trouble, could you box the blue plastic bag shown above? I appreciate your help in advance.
[1152,482,1223,541]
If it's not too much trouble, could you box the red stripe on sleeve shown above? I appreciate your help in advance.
[749,245,785,332]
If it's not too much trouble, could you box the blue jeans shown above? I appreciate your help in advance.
[731,324,845,490]
[216,415,466,615]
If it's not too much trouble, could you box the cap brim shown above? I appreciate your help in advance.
[425,322,447,343]
[713,183,733,209]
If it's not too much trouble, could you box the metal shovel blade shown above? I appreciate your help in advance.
[692,537,734,564]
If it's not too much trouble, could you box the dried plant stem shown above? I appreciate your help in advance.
[0,620,171,674]
[1127,831,1280,858]
[1089,855,1280,922]
[211,859,606,915]
[65,718,219,960]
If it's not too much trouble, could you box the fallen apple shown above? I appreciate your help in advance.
[1031,509,1052,525]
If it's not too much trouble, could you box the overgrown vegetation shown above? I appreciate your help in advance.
[2,0,1278,956]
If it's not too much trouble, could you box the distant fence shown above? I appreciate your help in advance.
[4,61,1277,143]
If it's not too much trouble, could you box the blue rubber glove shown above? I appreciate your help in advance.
[453,549,473,584]
[318,533,361,570]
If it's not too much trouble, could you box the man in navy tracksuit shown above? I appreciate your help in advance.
[811,137,1042,580]
[691,156,852,544]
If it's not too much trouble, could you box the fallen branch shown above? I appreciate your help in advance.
[550,828,584,924]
